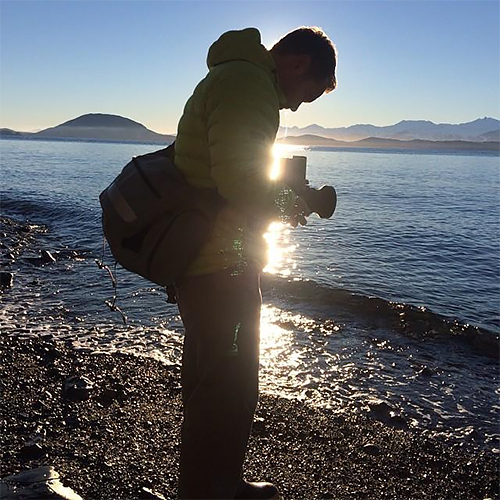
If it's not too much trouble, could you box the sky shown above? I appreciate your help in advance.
[1,0,499,134]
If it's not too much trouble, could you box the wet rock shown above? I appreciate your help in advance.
[20,442,46,460]
[41,250,57,264]
[367,400,393,418]
[62,376,94,402]
[0,272,14,288]
[0,466,83,500]
[367,400,408,429]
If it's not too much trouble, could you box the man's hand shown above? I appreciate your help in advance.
[286,196,312,227]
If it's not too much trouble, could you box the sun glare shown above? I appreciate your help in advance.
[270,143,307,180]
[264,143,307,275]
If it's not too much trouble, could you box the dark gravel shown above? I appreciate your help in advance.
[1,333,498,500]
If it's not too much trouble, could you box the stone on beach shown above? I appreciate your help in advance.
[0,466,83,500]
[367,399,409,430]
[63,376,94,401]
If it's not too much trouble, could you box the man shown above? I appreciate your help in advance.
[174,26,337,499]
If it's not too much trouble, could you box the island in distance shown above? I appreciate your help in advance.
[1,113,499,152]
[0,114,175,145]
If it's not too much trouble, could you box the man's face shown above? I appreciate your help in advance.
[284,76,329,112]
[275,54,329,112]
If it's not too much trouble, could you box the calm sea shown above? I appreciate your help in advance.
[1,137,499,449]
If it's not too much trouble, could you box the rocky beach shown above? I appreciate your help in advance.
[0,331,499,500]
[1,213,499,499]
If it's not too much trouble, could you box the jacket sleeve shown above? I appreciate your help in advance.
[206,62,294,219]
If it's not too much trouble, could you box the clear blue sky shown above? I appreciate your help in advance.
[1,0,499,133]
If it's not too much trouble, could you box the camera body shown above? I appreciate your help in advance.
[280,155,337,219]
[281,155,308,188]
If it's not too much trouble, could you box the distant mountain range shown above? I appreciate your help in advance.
[278,117,500,142]
[1,114,499,152]
[278,134,500,152]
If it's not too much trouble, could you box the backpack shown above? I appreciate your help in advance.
[99,143,225,288]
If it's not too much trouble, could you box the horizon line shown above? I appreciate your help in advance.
[2,113,499,136]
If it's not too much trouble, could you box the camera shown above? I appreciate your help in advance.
[280,156,337,219]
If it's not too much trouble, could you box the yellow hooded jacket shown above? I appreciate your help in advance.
[174,28,294,276]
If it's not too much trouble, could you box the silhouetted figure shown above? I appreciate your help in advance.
[173,27,337,499]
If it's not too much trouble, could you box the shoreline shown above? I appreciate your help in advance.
[1,333,498,500]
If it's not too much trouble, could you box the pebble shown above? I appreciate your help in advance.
[63,376,94,402]
[0,272,14,288]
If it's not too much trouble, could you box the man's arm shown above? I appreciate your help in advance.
[206,62,294,220]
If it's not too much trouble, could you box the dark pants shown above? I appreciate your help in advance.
[176,266,262,499]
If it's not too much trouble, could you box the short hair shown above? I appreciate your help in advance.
[271,27,338,92]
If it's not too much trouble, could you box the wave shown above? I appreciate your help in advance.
[0,191,102,251]
[262,274,500,359]
[0,191,87,222]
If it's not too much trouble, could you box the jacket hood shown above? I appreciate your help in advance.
[207,28,276,74]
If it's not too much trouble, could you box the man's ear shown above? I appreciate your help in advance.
[292,54,311,75]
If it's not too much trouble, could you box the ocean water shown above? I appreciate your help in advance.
[1,137,499,449]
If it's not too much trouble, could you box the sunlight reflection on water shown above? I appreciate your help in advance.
[263,222,297,276]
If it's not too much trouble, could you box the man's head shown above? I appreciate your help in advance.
[271,27,337,111]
